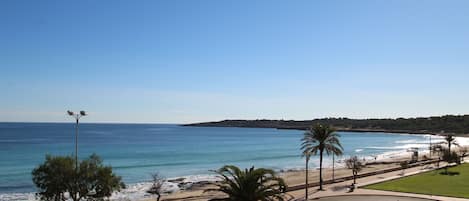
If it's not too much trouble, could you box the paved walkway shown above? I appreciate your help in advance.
[310,195,436,201]
[287,162,469,201]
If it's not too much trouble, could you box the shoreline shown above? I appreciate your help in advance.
[0,148,425,201]
[141,155,424,201]
[124,147,437,201]
[139,140,468,201]
[3,133,467,201]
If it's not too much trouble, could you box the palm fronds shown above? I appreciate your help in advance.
[206,165,289,201]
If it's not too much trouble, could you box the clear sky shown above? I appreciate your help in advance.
[1,0,469,123]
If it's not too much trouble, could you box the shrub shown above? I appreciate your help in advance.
[32,154,125,201]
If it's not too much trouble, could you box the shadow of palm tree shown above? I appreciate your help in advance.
[330,185,348,192]
[439,171,460,176]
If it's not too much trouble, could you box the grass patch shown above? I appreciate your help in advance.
[365,163,469,198]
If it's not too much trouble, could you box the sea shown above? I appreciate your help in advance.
[0,123,449,200]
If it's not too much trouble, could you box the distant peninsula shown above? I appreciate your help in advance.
[184,115,469,136]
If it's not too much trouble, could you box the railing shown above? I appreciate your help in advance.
[286,159,440,192]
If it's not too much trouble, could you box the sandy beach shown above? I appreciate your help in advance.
[142,141,469,201]
[142,157,415,201]
[118,135,468,201]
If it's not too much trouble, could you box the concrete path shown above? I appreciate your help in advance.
[287,162,469,201]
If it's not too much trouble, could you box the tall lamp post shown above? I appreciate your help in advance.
[67,110,87,170]
[429,135,432,158]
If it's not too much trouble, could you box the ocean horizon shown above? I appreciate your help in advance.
[0,122,443,200]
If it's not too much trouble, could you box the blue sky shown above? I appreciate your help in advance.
[1,0,469,123]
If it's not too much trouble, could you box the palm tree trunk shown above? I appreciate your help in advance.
[353,171,356,184]
[447,144,451,174]
[305,157,309,200]
[332,154,335,182]
[319,149,323,190]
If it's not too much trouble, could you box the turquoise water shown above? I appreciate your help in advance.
[0,123,431,195]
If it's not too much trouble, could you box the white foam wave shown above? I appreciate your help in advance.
[391,136,469,149]
[0,192,35,201]
[110,174,221,200]
[455,137,469,146]
[4,135,469,201]
[0,174,221,201]
[367,142,431,150]
[395,139,419,144]
[176,174,219,183]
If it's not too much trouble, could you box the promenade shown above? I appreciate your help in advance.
[288,161,469,201]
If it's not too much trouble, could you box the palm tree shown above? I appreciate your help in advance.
[444,135,458,153]
[301,124,343,191]
[206,165,288,201]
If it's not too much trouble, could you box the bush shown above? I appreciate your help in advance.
[147,172,165,201]
[400,161,409,175]
[32,154,125,201]
[441,151,461,175]
[346,156,365,184]
[443,151,460,165]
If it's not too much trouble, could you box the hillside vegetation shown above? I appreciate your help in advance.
[185,115,469,135]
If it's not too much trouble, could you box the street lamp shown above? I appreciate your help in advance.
[429,135,432,158]
[67,110,87,170]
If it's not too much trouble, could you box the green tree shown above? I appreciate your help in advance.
[32,154,125,201]
[301,124,343,190]
[32,155,75,201]
[399,161,409,175]
[206,165,288,201]
[442,150,460,174]
[345,156,365,184]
